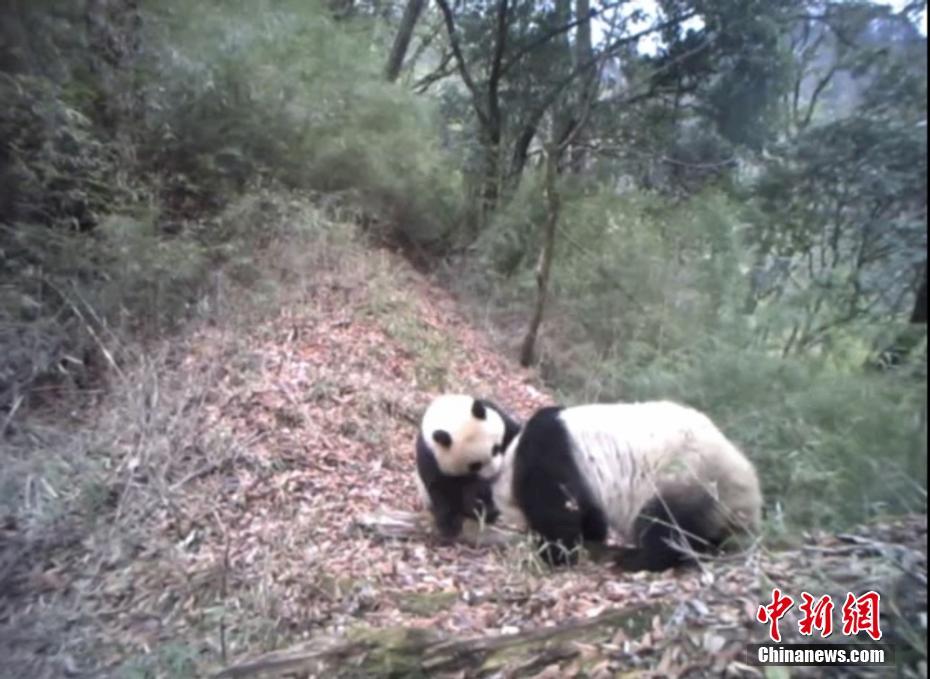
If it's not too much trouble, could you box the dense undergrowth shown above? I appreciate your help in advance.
[0,0,463,414]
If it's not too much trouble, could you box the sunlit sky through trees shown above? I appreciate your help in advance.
[595,0,927,55]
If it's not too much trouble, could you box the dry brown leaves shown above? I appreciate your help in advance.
[188,253,556,637]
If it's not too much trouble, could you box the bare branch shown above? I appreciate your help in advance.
[599,10,699,60]
[405,14,447,75]
[555,38,606,153]
[509,34,713,181]
[412,50,455,92]
[434,0,489,126]
[499,1,625,77]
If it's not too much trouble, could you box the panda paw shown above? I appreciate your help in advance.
[435,514,464,542]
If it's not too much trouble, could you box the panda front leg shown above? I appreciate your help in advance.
[513,476,604,565]
[462,479,500,526]
[524,496,595,566]
[431,501,465,541]
[515,462,610,565]
[420,476,469,541]
[431,478,500,541]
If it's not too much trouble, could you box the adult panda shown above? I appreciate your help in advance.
[415,394,521,540]
[481,400,763,572]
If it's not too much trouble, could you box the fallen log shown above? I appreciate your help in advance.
[214,604,659,678]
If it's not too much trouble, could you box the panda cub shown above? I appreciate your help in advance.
[481,400,763,572]
[415,394,521,540]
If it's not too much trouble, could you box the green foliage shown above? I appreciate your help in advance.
[0,0,471,406]
[702,0,796,149]
[0,0,162,236]
[476,168,548,277]
[138,0,464,246]
[0,191,347,407]
[119,642,199,678]
[0,214,205,406]
[552,188,746,363]
[748,113,927,357]
[0,42,130,228]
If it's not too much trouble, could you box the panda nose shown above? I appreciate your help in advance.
[469,461,483,473]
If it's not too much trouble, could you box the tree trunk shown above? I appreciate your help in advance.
[867,263,927,370]
[551,0,575,158]
[569,0,594,173]
[384,0,426,82]
[910,264,927,325]
[509,123,537,189]
[519,145,560,367]
[479,0,509,221]
[479,128,503,223]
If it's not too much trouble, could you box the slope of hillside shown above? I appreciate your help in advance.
[0,229,552,677]
[0,221,925,679]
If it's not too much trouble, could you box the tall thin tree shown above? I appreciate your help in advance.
[385,0,426,82]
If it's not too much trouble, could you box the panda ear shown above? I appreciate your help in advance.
[471,399,487,420]
[432,430,453,448]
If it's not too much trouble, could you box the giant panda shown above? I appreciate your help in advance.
[480,400,763,572]
[415,394,521,540]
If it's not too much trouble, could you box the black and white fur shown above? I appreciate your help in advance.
[482,401,763,571]
[415,394,521,539]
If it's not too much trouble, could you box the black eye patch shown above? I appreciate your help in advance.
[492,443,503,456]
[432,430,453,448]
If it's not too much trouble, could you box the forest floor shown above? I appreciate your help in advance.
[0,233,926,678]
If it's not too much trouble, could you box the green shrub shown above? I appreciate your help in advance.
[0,70,127,230]
[137,0,465,248]
[0,0,471,407]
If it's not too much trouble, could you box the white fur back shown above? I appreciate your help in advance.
[560,401,761,538]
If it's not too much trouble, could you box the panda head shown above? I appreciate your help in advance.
[421,394,511,476]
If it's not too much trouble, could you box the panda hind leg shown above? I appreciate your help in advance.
[617,484,723,573]
[581,505,609,542]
